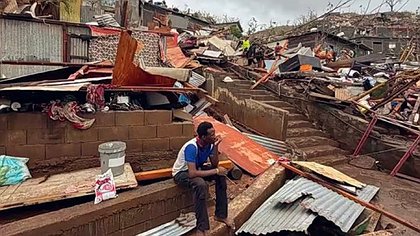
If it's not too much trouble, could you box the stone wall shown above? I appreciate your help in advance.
[1,180,194,236]
[0,110,194,176]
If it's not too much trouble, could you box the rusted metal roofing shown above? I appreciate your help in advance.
[237,177,379,235]
[137,213,196,236]
[193,116,277,176]
[243,132,288,157]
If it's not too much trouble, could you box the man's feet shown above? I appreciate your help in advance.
[214,216,235,230]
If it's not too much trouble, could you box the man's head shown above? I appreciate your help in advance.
[276,42,280,46]
[197,122,216,144]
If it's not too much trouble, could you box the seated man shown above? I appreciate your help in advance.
[172,121,233,235]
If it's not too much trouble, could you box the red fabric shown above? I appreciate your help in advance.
[89,26,121,36]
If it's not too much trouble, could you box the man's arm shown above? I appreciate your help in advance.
[185,144,218,178]
[209,136,222,168]
[187,162,218,178]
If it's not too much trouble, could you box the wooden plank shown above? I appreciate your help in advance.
[0,164,137,211]
[135,160,234,181]
[366,211,382,233]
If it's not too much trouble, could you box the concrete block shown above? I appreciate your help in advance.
[7,130,27,145]
[0,132,5,145]
[98,127,129,141]
[143,138,170,152]
[128,126,157,139]
[144,110,172,125]
[157,123,183,138]
[28,128,65,144]
[7,144,45,160]
[81,141,103,157]
[8,113,47,130]
[115,111,145,126]
[125,139,143,153]
[182,122,195,136]
[0,114,7,130]
[169,137,190,151]
[46,143,81,159]
[65,127,98,143]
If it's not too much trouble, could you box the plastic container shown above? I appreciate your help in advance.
[98,141,126,177]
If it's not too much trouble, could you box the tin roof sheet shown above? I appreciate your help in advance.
[237,177,379,235]
[243,133,288,157]
[137,213,196,236]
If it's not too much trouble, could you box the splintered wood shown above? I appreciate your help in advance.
[0,164,138,211]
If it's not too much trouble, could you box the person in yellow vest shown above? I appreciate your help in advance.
[242,37,250,51]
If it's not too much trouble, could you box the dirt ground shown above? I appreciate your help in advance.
[335,163,420,236]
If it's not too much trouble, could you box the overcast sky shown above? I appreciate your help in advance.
[166,0,420,30]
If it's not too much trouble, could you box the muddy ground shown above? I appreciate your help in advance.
[335,163,420,236]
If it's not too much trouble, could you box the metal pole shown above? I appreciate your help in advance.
[353,115,378,157]
[390,134,420,176]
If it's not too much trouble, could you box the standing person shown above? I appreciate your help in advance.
[172,122,234,236]
[274,42,283,59]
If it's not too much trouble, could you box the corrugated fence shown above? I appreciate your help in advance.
[0,17,90,78]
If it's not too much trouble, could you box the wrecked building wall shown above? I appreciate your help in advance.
[212,77,288,141]
[0,110,194,176]
[1,180,194,236]
[264,80,420,178]
[89,31,162,67]
[354,36,420,56]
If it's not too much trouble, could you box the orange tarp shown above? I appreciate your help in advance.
[193,116,278,176]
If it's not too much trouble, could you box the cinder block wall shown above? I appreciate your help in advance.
[1,180,194,236]
[0,110,194,176]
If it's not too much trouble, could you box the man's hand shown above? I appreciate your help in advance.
[217,167,228,176]
[215,135,223,146]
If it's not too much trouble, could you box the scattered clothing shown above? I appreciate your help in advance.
[46,101,95,130]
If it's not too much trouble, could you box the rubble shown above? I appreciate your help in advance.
[1,3,420,236]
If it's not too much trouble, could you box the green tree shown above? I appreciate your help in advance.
[230,25,242,38]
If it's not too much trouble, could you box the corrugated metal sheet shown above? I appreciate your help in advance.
[188,72,206,87]
[243,133,288,156]
[137,214,196,236]
[0,18,63,77]
[68,26,90,64]
[0,18,90,78]
[237,177,379,235]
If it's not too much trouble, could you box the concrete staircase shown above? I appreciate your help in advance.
[221,77,349,166]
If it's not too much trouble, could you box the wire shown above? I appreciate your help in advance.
[396,0,411,12]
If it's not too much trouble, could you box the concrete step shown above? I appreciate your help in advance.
[231,80,253,85]
[237,89,272,96]
[287,120,314,129]
[299,145,349,159]
[251,95,279,101]
[287,128,327,138]
[309,154,349,166]
[287,113,309,121]
[263,101,294,108]
[287,136,339,148]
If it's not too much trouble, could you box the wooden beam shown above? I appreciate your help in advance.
[135,160,234,181]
